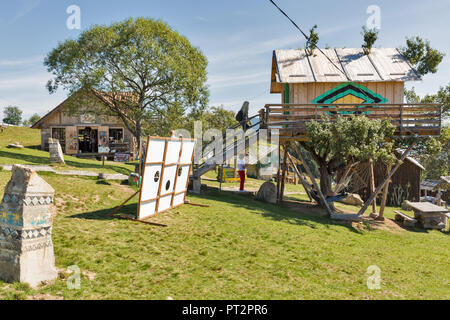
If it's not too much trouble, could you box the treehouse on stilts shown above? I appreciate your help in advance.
[260,48,442,220]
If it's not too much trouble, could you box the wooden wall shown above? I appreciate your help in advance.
[37,91,136,154]
[345,159,422,205]
[286,81,404,116]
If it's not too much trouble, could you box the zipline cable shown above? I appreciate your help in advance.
[267,0,351,81]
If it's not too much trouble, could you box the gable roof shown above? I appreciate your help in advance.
[271,48,421,93]
[31,90,136,129]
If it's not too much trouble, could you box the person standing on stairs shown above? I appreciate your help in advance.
[237,153,246,192]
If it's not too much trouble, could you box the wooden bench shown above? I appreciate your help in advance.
[394,211,417,227]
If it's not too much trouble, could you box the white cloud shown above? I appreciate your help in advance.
[0,56,44,67]
[0,72,48,90]
[13,0,41,22]
[208,71,270,89]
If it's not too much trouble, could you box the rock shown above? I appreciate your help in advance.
[98,173,129,181]
[338,193,364,207]
[0,165,58,287]
[48,138,65,164]
[7,143,24,149]
[256,181,277,204]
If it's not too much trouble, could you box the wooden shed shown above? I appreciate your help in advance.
[32,90,137,159]
[344,156,424,206]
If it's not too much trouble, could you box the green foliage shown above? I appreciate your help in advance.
[390,183,411,207]
[22,113,41,127]
[44,17,209,148]
[196,106,237,132]
[401,37,445,75]
[361,26,379,53]
[2,106,23,126]
[402,86,449,179]
[419,125,450,180]
[305,25,319,56]
[301,115,395,199]
[304,115,396,168]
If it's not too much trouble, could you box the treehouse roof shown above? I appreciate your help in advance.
[271,48,421,92]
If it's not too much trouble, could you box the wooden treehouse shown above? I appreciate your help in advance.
[258,48,443,220]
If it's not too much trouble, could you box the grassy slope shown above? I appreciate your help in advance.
[0,126,134,175]
[0,128,448,300]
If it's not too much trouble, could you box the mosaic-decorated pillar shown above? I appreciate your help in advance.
[0,165,57,287]
[48,138,65,164]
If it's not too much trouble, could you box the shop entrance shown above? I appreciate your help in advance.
[78,127,98,153]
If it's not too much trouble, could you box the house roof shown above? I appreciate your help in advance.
[421,180,441,191]
[394,149,425,171]
[31,90,136,129]
[271,48,421,93]
[405,156,425,171]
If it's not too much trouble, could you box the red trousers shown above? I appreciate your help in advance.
[238,171,246,191]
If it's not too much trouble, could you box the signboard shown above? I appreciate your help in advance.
[80,113,96,124]
[114,153,130,162]
[138,137,195,220]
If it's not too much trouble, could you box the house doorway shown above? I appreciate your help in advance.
[78,127,98,153]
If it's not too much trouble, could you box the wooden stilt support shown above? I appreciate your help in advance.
[287,153,312,202]
[369,161,377,216]
[378,163,392,220]
[118,214,167,227]
[357,143,415,216]
[111,190,140,216]
[291,141,334,217]
[279,144,288,202]
[184,201,210,208]
[276,143,281,201]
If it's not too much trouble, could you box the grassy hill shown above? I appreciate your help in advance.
[0,127,448,299]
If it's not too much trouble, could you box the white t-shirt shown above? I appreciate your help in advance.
[237,158,246,171]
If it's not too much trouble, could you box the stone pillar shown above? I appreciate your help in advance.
[0,165,57,287]
[192,176,201,194]
[48,138,65,164]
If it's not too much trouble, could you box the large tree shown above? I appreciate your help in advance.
[23,113,41,127]
[299,116,396,207]
[2,106,23,126]
[44,17,209,152]
[400,36,445,76]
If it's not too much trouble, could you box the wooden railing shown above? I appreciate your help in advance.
[260,103,442,139]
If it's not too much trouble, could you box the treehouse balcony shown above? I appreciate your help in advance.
[259,103,442,142]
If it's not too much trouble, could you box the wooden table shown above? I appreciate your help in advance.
[406,202,449,230]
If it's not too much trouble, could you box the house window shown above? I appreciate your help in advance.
[109,128,124,143]
[52,128,66,153]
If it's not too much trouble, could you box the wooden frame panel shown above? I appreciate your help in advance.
[137,137,195,220]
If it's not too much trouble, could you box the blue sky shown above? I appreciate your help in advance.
[0,0,449,120]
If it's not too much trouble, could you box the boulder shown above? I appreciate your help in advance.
[7,143,24,149]
[98,173,129,181]
[338,193,364,207]
[0,165,58,287]
[256,181,277,204]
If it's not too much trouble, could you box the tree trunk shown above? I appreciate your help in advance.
[136,120,143,175]
[319,164,335,209]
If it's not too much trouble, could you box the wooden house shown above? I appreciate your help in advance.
[32,91,137,159]
[258,48,442,214]
[264,48,441,141]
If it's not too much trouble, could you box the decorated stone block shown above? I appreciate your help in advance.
[0,165,57,287]
[48,138,65,164]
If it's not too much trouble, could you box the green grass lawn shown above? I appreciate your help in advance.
[0,127,448,300]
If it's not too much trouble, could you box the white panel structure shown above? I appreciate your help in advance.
[138,137,195,220]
